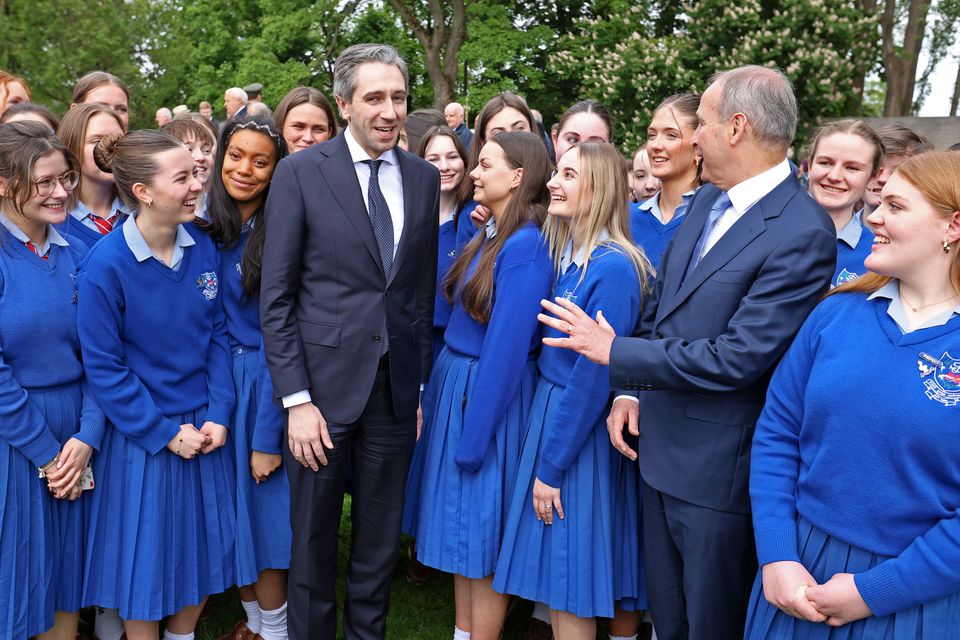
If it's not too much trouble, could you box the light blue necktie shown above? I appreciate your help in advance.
[684,192,731,281]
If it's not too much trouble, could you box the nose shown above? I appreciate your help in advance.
[237,159,253,175]
[302,128,314,143]
[192,147,204,163]
[51,180,69,199]
[826,164,843,182]
[865,206,883,227]
[189,175,203,194]
[470,166,480,181]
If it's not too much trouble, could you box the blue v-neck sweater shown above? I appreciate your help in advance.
[751,292,960,617]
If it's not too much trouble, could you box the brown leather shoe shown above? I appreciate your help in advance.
[215,620,263,640]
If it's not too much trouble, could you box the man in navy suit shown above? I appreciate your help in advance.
[539,66,836,639]
[260,43,439,640]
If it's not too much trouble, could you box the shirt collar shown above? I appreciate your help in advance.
[559,230,610,273]
[484,216,497,239]
[836,209,864,249]
[69,195,131,222]
[122,214,196,263]
[0,213,70,252]
[726,159,792,216]
[638,189,697,224]
[344,125,399,167]
[440,205,457,226]
[868,279,960,333]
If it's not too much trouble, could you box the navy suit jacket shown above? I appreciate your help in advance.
[260,132,439,424]
[610,175,836,513]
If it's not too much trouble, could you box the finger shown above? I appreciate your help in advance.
[307,441,325,471]
[542,335,574,349]
[538,311,569,333]
[554,296,590,320]
[56,448,75,469]
[541,298,576,324]
[627,406,640,437]
[554,496,564,520]
[596,309,613,330]
[292,441,308,467]
[319,423,334,450]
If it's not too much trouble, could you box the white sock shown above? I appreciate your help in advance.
[453,626,471,640]
[94,608,125,640]
[610,635,637,640]
[259,602,288,640]
[532,601,551,623]
[242,599,262,633]
[163,631,194,640]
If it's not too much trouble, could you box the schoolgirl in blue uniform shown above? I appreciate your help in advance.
[56,103,131,249]
[0,122,103,639]
[199,115,291,640]
[494,142,653,635]
[804,119,884,288]
[746,152,960,638]
[77,129,236,639]
[412,131,553,640]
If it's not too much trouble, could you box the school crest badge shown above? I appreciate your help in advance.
[834,268,859,287]
[918,351,960,407]
[196,271,219,301]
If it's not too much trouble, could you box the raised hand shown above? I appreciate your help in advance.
[539,298,616,365]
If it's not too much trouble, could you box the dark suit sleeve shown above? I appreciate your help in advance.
[417,173,440,385]
[610,224,835,392]
[260,158,311,398]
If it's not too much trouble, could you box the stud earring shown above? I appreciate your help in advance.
[944,239,952,254]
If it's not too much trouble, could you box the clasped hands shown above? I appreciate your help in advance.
[762,561,872,626]
[42,437,93,500]
[165,421,227,459]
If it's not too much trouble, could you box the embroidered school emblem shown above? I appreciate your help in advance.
[561,289,578,302]
[196,271,219,301]
[918,351,960,407]
[834,268,859,288]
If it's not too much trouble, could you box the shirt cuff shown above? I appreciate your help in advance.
[282,389,312,408]
[614,394,640,404]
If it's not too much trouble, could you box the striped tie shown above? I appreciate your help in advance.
[25,241,48,260]
[88,211,121,235]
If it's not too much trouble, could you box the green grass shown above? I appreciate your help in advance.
[195,496,538,639]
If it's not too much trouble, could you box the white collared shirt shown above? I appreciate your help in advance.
[343,126,405,257]
[701,159,792,257]
[868,279,960,334]
[68,196,131,232]
[0,214,70,256]
[837,210,864,249]
[121,214,196,271]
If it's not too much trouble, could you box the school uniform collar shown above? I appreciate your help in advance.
[837,210,864,249]
[440,204,457,226]
[559,230,610,273]
[638,189,697,224]
[484,216,497,239]
[69,195,130,222]
[122,214,196,264]
[343,125,399,168]
[868,279,960,334]
[0,213,69,255]
[727,159,792,217]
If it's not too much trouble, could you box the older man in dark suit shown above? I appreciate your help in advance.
[540,65,836,639]
[260,43,439,640]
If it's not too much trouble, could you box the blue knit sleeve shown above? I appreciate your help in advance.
[537,253,641,487]
[252,338,285,455]
[203,280,236,428]
[73,379,106,451]
[0,334,60,467]
[749,298,834,566]
[455,200,481,248]
[77,271,180,455]
[454,235,553,471]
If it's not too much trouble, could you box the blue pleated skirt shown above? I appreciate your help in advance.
[414,346,536,578]
[82,407,237,621]
[231,348,291,586]
[493,378,615,618]
[745,517,960,639]
[611,433,647,612]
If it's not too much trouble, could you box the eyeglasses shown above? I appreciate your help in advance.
[34,170,80,197]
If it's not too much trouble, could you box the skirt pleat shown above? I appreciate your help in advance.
[611,432,647,612]
[745,517,960,639]
[493,378,616,618]
[82,407,237,621]
[415,347,535,578]
[231,348,291,586]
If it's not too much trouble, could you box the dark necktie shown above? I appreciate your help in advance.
[364,159,394,356]
[684,191,731,282]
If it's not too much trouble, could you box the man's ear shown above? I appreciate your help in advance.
[729,112,748,146]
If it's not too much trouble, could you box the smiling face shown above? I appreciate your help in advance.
[647,105,698,185]
[16,152,74,227]
[865,153,906,209]
[282,102,332,153]
[221,128,278,209]
[483,106,530,141]
[547,146,591,223]
[335,62,407,159]
[808,132,876,217]
[182,135,214,187]
[424,134,465,195]
[552,112,609,161]
[632,148,661,201]
[139,147,203,224]
[444,103,464,128]
[82,112,125,188]
[469,141,520,214]
[864,172,959,282]
[82,85,129,129]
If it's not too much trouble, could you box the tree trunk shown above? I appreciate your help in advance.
[849,0,878,113]
[386,0,467,109]
[882,0,933,116]
[951,61,960,116]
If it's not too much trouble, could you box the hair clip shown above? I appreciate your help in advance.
[231,120,282,143]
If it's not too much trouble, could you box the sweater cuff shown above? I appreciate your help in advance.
[74,422,104,452]
[204,402,232,429]
[754,526,801,566]
[22,431,62,469]
[251,423,283,455]
[537,458,564,488]
[854,561,906,618]
[140,418,181,456]
[453,446,482,473]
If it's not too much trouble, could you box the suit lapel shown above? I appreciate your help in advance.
[318,135,383,277]
[389,150,420,286]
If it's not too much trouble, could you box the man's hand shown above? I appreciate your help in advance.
[539,297,616,365]
[806,573,872,626]
[607,397,640,460]
[288,402,333,472]
[761,561,827,623]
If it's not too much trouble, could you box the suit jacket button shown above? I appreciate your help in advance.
[372,335,382,343]
[655,331,664,339]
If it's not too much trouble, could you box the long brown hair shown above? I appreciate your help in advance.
[415,125,468,218]
[57,103,124,209]
[830,151,960,297]
[457,92,537,204]
[273,86,339,140]
[444,131,551,323]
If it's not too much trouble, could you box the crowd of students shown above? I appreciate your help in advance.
[0,44,959,640]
